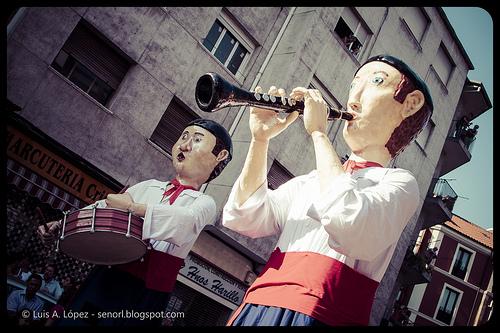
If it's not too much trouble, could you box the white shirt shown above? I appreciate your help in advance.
[93,179,216,259]
[7,289,45,319]
[40,278,63,300]
[223,167,419,282]
[18,271,32,282]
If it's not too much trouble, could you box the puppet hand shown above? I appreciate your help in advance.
[249,86,299,142]
[105,193,134,211]
[290,87,328,135]
[36,220,61,244]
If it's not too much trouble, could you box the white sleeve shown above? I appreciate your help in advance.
[6,291,19,312]
[81,180,154,209]
[222,175,300,238]
[141,194,217,247]
[306,169,419,261]
[79,181,151,210]
[54,282,63,300]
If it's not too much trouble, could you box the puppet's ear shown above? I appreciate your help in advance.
[215,149,229,162]
[402,90,425,119]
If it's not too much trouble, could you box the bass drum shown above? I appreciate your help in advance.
[58,207,147,265]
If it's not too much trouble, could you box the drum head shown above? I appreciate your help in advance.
[59,231,147,265]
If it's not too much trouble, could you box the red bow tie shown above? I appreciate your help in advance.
[342,159,383,174]
[163,179,196,204]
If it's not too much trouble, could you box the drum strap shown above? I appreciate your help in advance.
[117,249,184,293]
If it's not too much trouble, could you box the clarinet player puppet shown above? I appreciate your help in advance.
[38,119,232,326]
[222,55,433,326]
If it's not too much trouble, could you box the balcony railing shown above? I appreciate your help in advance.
[421,178,456,229]
[439,120,478,176]
[432,179,458,212]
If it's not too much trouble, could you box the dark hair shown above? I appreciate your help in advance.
[27,273,43,284]
[357,55,434,157]
[58,286,78,306]
[45,263,57,274]
[387,74,433,157]
[187,119,233,182]
[209,136,231,182]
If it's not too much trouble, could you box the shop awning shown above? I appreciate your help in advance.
[7,159,86,212]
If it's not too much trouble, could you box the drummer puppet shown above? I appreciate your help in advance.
[38,118,232,326]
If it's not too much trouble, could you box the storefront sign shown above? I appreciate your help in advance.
[7,125,115,204]
[179,254,247,306]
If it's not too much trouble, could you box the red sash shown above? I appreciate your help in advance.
[228,248,379,326]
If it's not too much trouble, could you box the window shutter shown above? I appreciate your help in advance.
[267,160,294,190]
[150,97,200,154]
[62,23,129,89]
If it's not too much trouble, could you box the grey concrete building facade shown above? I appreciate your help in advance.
[7,7,488,326]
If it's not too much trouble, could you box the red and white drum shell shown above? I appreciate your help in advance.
[58,207,147,265]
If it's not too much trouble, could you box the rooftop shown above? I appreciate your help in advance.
[444,215,493,249]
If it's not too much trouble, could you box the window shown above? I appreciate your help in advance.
[150,97,200,155]
[202,12,253,78]
[165,294,183,313]
[434,43,455,85]
[451,246,473,280]
[435,286,461,325]
[334,8,370,59]
[415,119,435,149]
[51,21,131,106]
[402,7,430,44]
[267,160,293,190]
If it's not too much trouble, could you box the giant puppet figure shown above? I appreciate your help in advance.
[222,55,433,326]
[38,119,232,326]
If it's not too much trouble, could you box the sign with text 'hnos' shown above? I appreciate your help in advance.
[179,254,247,306]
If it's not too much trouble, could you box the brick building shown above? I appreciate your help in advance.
[393,215,493,326]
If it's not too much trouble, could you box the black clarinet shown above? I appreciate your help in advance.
[195,72,353,121]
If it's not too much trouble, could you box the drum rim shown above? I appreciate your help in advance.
[59,229,147,244]
[58,230,148,265]
[65,207,144,219]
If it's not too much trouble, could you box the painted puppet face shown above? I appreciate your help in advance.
[343,61,407,154]
[171,125,221,184]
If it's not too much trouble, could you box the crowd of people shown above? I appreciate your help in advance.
[6,254,81,327]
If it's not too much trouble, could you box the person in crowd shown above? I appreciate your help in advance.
[39,263,63,301]
[7,273,45,327]
[60,275,74,292]
[423,247,438,271]
[6,253,31,281]
[222,54,433,326]
[38,119,233,326]
[455,114,470,136]
[16,257,32,282]
[465,123,479,141]
[44,285,79,327]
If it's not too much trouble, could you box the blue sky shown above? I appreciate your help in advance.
[441,7,493,230]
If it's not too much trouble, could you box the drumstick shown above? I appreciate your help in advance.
[118,184,129,194]
[36,206,50,232]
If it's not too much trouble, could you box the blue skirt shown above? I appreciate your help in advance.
[231,303,327,326]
